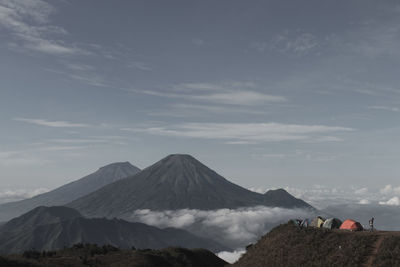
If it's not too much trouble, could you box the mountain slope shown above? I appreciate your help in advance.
[233,222,382,266]
[0,162,140,221]
[263,188,311,208]
[68,154,313,218]
[0,246,227,267]
[0,206,228,254]
[1,206,81,233]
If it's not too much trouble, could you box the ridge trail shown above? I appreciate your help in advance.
[365,235,385,267]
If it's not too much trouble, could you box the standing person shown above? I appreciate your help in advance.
[369,217,374,231]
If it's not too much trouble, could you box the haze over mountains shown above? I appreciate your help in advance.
[68,154,312,218]
[0,206,227,254]
[0,162,140,222]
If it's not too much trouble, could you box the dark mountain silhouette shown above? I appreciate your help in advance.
[1,206,81,233]
[263,188,311,208]
[0,245,227,267]
[0,206,228,255]
[68,154,313,218]
[0,162,140,222]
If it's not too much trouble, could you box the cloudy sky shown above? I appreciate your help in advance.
[1,0,399,191]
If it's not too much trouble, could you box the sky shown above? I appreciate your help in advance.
[0,0,400,192]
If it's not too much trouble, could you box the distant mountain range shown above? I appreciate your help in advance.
[0,206,228,255]
[0,162,140,222]
[0,154,316,257]
[68,154,313,218]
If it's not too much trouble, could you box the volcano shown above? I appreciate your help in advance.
[68,154,312,218]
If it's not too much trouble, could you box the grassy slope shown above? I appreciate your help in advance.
[373,234,400,266]
[0,244,227,267]
[233,223,380,267]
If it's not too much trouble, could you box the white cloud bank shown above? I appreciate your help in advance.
[0,188,48,204]
[358,199,371,205]
[128,207,315,249]
[379,197,400,206]
[380,184,400,195]
[217,250,245,264]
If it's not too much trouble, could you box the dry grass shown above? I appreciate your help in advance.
[373,235,400,266]
[233,222,378,267]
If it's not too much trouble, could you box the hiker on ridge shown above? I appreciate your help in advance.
[369,217,374,231]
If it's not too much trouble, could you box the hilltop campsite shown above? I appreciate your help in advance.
[233,222,400,267]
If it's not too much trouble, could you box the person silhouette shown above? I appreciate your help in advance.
[369,217,374,231]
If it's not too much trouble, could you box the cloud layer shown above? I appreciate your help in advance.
[128,207,314,249]
[0,187,48,204]
[217,250,245,264]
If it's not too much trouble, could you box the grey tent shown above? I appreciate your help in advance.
[289,219,302,226]
[322,218,342,229]
[310,216,325,228]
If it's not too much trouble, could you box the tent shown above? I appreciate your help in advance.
[340,219,363,231]
[289,219,302,226]
[310,216,325,228]
[300,218,309,228]
[322,218,342,229]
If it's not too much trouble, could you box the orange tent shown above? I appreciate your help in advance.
[340,219,363,231]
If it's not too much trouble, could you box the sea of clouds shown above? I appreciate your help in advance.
[126,183,400,263]
[216,249,246,264]
[4,183,400,263]
[127,206,316,263]
[250,184,400,209]
[0,188,48,204]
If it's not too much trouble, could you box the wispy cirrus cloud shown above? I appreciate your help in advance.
[123,122,354,144]
[369,106,400,112]
[0,0,152,91]
[0,0,85,56]
[251,31,320,56]
[251,149,343,162]
[130,81,286,106]
[147,103,269,118]
[0,150,50,166]
[40,145,89,151]
[128,61,153,71]
[191,38,207,46]
[14,118,91,128]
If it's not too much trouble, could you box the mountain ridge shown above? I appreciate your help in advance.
[0,162,141,222]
